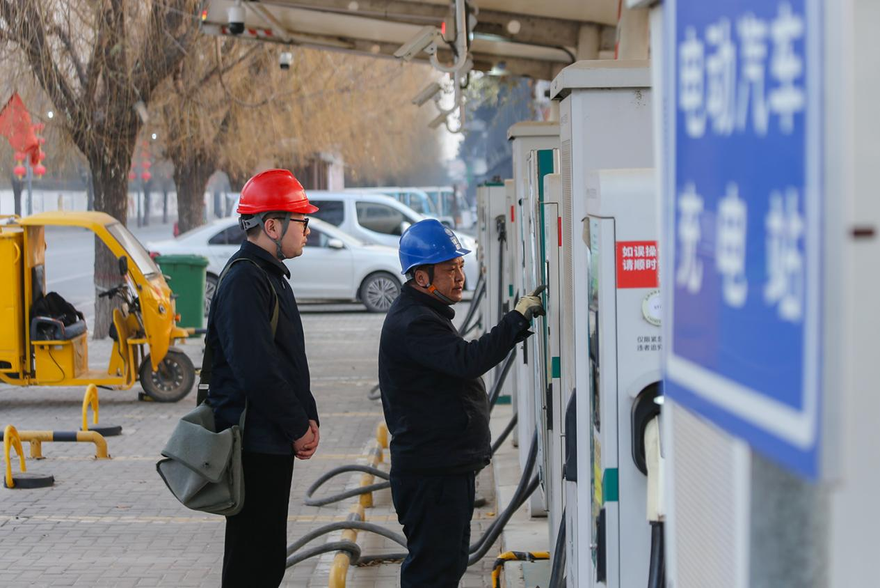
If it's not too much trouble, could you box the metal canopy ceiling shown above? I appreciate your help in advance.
[199,1,620,80]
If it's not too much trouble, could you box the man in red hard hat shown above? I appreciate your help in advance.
[204,169,321,586]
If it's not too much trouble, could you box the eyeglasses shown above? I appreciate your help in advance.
[268,216,309,235]
[288,217,309,235]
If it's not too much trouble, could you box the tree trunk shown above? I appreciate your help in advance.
[90,151,133,339]
[163,187,169,224]
[85,171,95,211]
[11,173,22,216]
[143,181,152,226]
[173,153,215,234]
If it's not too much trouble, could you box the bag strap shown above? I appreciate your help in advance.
[197,257,280,409]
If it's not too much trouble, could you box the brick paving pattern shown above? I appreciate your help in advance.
[0,301,501,587]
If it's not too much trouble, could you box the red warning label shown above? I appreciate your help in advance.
[617,241,659,289]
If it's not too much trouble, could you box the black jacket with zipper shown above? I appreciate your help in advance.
[206,241,318,455]
[378,285,530,474]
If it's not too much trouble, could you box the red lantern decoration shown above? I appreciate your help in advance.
[14,151,26,162]
[33,164,46,178]
[141,171,152,182]
[142,160,151,170]
[129,171,136,181]
[13,165,26,179]
[38,137,46,145]
[37,150,46,161]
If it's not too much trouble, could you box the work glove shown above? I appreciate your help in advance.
[515,285,546,322]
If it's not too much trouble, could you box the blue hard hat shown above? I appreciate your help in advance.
[398,219,471,275]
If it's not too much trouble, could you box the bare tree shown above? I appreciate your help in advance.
[154,40,447,233]
[0,0,200,336]
[153,36,267,233]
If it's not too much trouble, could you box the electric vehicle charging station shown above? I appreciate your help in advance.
[583,169,662,588]
[507,121,560,517]
[503,179,519,434]
[550,60,657,587]
[523,147,558,527]
[522,147,562,545]
[538,171,568,555]
[475,181,512,393]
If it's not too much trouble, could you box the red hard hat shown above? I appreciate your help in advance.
[237,169,319,215]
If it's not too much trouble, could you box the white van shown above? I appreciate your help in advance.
[307,191,479,290]
[350,187,456,228]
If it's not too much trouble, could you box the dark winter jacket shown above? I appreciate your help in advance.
[206,241,318,454]
[378,285,530,474]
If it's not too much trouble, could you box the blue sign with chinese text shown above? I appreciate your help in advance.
[663,0,823,479]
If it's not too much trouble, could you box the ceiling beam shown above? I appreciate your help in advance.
[201,21,563,79]
[258,0,599,49]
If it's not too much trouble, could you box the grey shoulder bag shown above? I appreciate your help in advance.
[156,257,279,516]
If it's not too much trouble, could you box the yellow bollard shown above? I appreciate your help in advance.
[376,422,389,451]
[82,384,99,432]
[359,444,384,508]
[4,425,26,489]
[328,502,365,588]
[29,439,43,459]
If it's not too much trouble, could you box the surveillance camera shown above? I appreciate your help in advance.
[227,2,245,35]
[279,52,293,70]
[428,111,449,129]
[412,82,442,107]
[394,26,442,61]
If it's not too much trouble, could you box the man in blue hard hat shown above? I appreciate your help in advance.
[378,219,545,588]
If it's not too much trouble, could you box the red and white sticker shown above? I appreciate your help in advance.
[617,241,659,289]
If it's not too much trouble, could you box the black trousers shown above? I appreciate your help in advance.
[222,451,295,588]
[390,470,476,588]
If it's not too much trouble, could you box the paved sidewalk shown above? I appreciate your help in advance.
[0,301,503,587]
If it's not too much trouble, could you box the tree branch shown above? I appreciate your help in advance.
[133,0,199,101]
[0,0,83,136]
[49,24,87,88]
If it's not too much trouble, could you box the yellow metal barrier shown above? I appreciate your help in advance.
[4,425,26,489]
[328,502,366,588]
[82,384,99,432]
[18,430,109,460]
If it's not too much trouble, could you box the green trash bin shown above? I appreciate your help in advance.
[155,254,209,333]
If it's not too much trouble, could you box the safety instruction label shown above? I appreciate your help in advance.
[616,241,659,289]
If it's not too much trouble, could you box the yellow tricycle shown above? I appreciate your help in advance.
[0,211,195,402]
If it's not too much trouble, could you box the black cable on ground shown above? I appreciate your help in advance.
[468,476,539,565]
[285,520,408,567]
[287,429,541,570]
[303,409,519,508]
[548,513,567,588]
[468,431,538,564]
[303,464,390,507]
